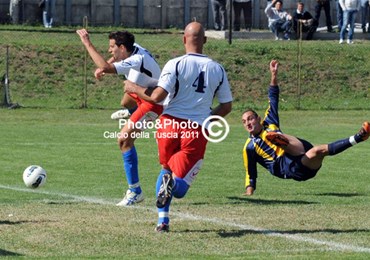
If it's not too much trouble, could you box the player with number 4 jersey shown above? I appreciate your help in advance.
[159,53,232,126]
[124,22,233,232]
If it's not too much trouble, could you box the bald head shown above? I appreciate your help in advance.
[183,22,206,54]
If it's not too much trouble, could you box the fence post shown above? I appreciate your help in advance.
[82,16,88,109]
[137,0,144,28]
[65,0,72,25]
[184,0,190,26]
[114,0,120,26]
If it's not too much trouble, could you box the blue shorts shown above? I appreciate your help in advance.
[275,138,320,181]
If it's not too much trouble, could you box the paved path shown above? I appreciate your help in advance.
[206,25,370,41]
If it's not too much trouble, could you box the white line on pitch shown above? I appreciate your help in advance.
[1,184,370,253]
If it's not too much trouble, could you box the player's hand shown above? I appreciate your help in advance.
[94,68,105,80]
[270,60,279,74]
[243,186,254,196]
[76,29,91,46]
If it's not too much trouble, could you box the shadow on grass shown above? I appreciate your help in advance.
[314,192,364,197]
[0,220,31,225]
[217,228,370,238]
[0,220,55,225]
[0,249,22,256]
[227,196,317,205]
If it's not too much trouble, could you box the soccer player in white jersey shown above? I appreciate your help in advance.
[76,29,163,206]
[125,22,233,232]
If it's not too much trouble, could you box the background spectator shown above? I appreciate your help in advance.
[265,0,293,40]
[40,0,56,28]
[361,0,370,33]
[314,0,333,32]
[9,0,20,24]
[233,0,252,31]
[336,0,344,32]
[211,0,227,30]
[339,0,361,44]
[293,2,318,40]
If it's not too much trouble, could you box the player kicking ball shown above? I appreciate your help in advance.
[242,60,370,196]
[76,29,163,206]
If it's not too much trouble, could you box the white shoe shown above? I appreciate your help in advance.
[116,189,144,206]
[347,39,353,44]
[111,109,131,120]
[339,39,344,44]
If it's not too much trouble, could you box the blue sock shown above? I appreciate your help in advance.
[128,106,137,115]
[173,177,189,198]
[122,147,141,194]
[328,138,352,156]
[156,169,172,225]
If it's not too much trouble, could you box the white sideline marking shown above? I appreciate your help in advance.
[1,184,370,253]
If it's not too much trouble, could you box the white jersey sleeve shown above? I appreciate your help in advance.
[158,53,232,126]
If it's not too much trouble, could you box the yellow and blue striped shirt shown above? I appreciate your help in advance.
[243,86,286,189]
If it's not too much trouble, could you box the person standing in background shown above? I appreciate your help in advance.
[40,0,56,28]
[314,0,334,32]
[361,0,370,33]
[211,0,227,30]
[336,0,344,32]
[339,0,361,44]
[9,0,20,24]
[233,0,252,31]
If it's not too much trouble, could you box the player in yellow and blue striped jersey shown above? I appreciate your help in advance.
[242,60,369,196]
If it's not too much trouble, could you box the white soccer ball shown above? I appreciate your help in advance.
[23,165,47,188]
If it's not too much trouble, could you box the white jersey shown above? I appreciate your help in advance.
[158,53,233,126]
[113,43,161,80]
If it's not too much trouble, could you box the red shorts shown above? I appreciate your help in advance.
[129,93,163,123]
[156,115,208,183]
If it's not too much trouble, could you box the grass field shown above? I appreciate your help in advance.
[0,25,369,110]
[1,108,370,258]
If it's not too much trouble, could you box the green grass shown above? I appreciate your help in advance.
[1,109,370,258]
[0,25,369,110]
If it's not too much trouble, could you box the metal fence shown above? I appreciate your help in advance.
[0,0,350,30]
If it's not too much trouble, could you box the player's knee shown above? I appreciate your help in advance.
[312,145,328,157]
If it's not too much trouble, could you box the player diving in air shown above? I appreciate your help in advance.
[241,60,370,196]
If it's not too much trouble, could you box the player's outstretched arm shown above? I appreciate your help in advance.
[76,29,115,74]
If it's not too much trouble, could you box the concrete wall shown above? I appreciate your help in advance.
[0,0,356,30]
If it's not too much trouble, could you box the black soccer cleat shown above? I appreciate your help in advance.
[155,223,170,233]
[156,173,174,208]
[266,131,289,147]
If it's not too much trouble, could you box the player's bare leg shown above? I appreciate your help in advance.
[301,144,328,170]
[116,122,143,206]
[120,93,137,108]
[111,94,137,120]
[267,132,306,156]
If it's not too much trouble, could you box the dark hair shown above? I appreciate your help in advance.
[108,31,135,52]
[242,108,259,118]
[274,0,283,6]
